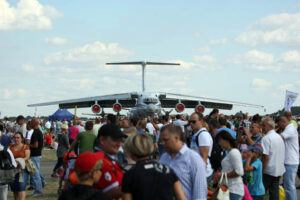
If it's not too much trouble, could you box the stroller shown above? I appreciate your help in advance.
[58,152,78,196]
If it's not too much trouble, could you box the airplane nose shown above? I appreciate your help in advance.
[147,104,156,111]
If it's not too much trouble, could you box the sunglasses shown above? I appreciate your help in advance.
[189,120,197,124]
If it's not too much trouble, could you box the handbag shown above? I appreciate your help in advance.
[217,173,230,200]
[25,159,36,174]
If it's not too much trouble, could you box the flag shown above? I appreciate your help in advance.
[284,90,298,111]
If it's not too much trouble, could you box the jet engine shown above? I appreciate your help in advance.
[195,105,205,113]
[175,103,185,113]
[113,103,122,113]
[91,104,101,114]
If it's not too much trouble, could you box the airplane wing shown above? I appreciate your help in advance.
[27,92,138,109]
[106,61,180,65]
[159,92,264,110]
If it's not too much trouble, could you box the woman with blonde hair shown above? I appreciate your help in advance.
[122,133,186,200]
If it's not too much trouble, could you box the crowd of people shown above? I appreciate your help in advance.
[0,110,299,200]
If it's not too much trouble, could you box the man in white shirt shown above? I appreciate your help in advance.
[15,115,26,138]
[93,118,102,136]
[173,114,188,133]
[261,117,285,200]
[189,112,214,184]
[278,116,299,200]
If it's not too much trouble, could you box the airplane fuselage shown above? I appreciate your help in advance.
[130,92,162,118]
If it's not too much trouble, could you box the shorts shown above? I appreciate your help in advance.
[10,173,26,192]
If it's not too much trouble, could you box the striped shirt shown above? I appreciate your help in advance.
[159,144,207,200]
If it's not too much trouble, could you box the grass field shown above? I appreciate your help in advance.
[8,150,59,200]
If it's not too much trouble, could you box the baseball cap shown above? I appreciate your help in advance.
[98,124,127,139]
[215,128,236,140]
[247,144,263,153]
[75,151,104,175]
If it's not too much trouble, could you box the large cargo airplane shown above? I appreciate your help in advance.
[28,61,263,117]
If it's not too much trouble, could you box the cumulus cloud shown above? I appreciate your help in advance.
[229,49,300,72]
[236,13,300,46]
[44,41,134,64]
[277,83,296,91]
[0,0,62,30]
[194,55,216,63]
[45,37,67,45]
[21,64,35,71]
[280,50,300,64]
[193,46,211,53]
[252,78,272,87]
[209,38,227,45]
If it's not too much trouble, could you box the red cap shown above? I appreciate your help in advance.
[75,152,105,174]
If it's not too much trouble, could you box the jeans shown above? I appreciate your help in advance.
[263,174,279,200]
[53,157,64,173]
[31,156,43,194]
[283,164,298,200]
[229,192,243,200]
[0,185,8,200]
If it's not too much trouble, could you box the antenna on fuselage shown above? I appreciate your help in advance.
[106,61,180,92]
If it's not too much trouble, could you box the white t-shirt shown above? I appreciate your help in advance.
[221,149,244,196]
[173,119,188,133]
[261,130,285,176]
[146,123,155,135]
[26,129,34,141]
[93,123,102,136]
[281,123,299,165]
[45,121,51,129]
[16,123,27,138]
[192,128,214,177]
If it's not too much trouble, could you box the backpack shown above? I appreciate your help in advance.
[209,137,226,171]
[194,130,225,171]
[0,147,16,184]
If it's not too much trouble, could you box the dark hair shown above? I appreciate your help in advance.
[107,114,116,124]
[14,132,24,140]
[176,115,181,120]
[0,123,3,132]
[216,130,236,148]
[218,118,227,126]
[161,115,168,122]
[130,117,139,127]
[208,118,220,129]
[16,115,25,123]
[209,108,219,117]
[85,121,94,131]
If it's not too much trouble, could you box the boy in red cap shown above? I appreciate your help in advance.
[59,152,108,200]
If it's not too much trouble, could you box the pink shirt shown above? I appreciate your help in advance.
[69,126,79,140]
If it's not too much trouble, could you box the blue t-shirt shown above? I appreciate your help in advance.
[0,135,11,148]
[246,159,265,196]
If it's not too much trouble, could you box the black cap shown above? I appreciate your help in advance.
[98,124,127,139]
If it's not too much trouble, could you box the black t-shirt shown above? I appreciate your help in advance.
[122,160,179,200]
[30,129,43,157]
[59,184,108,200]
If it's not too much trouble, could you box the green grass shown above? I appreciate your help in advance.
[8,178,59,200]
[42,149,57,161]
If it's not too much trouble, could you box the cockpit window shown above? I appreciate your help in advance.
[143,98,158,104]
